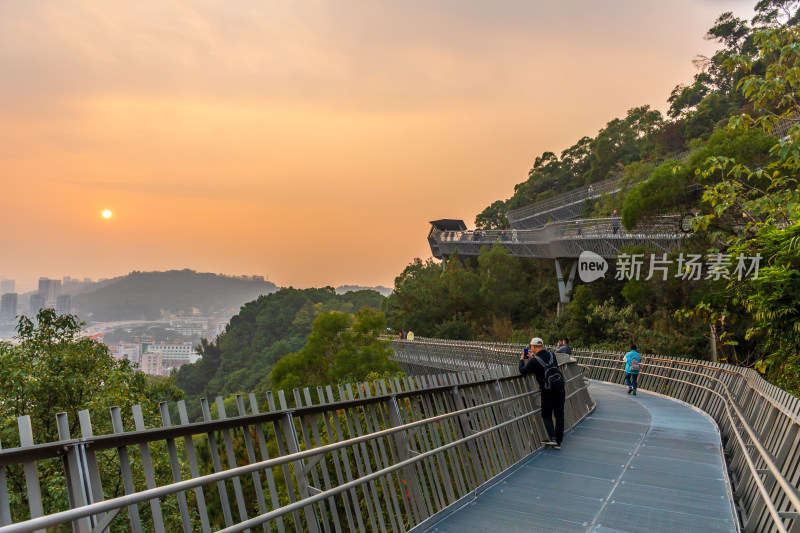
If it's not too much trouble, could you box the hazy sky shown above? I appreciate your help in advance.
[0,0,755,292]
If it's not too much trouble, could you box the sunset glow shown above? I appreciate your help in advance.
[0,1,755,291]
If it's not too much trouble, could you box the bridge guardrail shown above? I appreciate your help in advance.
[0,350,592,533]
[385,337,800,533]
[431,215,684,258]
[506,174,627,226]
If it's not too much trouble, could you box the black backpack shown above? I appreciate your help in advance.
[533,350,565,390]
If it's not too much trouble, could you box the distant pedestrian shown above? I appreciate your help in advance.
[520,337,566,449]
[611,210,620,235]
[624,344,641,395]
[406,330,414,341]
[399,329,405,340]
[556,338,572,355]
[576,220,582,237]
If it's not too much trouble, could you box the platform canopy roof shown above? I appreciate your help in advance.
[429,219,467,232]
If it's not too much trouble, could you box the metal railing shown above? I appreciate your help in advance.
[506,174,628,227]
[431,215,684,259]
[574,352,800,533]
[0,351,592,532]
[387,337,800,533]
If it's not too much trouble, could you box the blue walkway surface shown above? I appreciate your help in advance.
[422,381,740,533]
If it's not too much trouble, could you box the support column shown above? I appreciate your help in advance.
[554,258,577,316]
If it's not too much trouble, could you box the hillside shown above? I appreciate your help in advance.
[72,269,278,321]
[384,6,800,395]
[175,286,385,419]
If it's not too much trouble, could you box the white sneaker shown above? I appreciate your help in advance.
[542,439,558,446]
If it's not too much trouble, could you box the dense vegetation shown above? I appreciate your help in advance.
[0,310,183,520]
[72,269,278,321]
[384,2,800,395]
[175,287,387,419]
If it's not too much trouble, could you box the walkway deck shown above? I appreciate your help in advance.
[420,381,739,533]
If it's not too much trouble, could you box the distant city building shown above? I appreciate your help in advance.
[145,341,194,358]
[1,293,18,323]
[207,318,227,337]
[0,280,14,293]
[38,278,61,305]
[173,323,206,336]
[56,294,72,316]
[29,293,45,316]
[140,351,163,375]
[112,343,142,365]
[142,341,196,374]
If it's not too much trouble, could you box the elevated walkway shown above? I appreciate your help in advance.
[506,175,627,230]
[430,215,685,260]
[419,381,738,533]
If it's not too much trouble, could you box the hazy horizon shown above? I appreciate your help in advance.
[1,1,755,291]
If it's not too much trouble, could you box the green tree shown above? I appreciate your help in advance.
[269,309,399,392]
[0,309,182,522]
[475,199,511,230]
[477,243,525,321]
[695,25,800,393]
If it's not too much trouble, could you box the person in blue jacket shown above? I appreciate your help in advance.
[624,344,641,395]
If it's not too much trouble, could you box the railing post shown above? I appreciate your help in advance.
[55,413,92,533]
[0,436,10,527]
[386,396,429,523]
[19,416,45,533]
[281,412,321,533]
[109,407,142,532]
[449,385,488,485]
[490,378,524,460]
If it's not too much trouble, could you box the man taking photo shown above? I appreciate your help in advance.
[519,337,566,449]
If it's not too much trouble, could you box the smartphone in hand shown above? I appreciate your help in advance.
[523,347,529,358]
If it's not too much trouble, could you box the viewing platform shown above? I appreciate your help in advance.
[428,216,686,260]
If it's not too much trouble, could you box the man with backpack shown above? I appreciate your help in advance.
[624,344,642,395]
[519,337,566,449]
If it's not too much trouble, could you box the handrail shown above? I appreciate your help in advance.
[579,351,800,424]
[506,174,628,224]
[0,354,593,533]
[579,360,790,532]
[391,336,800,531]
[0,386,542,533]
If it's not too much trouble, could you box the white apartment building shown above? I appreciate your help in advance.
[112,343,143,365]
[146,341,194,359]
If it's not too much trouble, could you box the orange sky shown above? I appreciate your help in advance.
[0,1,755,292]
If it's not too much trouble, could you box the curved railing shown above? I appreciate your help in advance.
[0,351,592,532]
[506,174,627,228]
[389,337,800,533]
[431,215,684,259]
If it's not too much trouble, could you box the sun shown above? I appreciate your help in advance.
[102,210,112,219]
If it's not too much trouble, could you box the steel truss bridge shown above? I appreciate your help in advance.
[1,337,799,532]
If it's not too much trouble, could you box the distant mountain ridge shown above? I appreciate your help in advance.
[72,269,278,321]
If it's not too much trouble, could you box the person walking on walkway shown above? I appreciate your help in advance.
[624,344,642,395]
[520,337,566,449]
[611,210,620,235]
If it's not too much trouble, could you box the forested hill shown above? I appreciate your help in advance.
[175,286,385,418]
[384,4,800,396]
[72,269,278,321]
